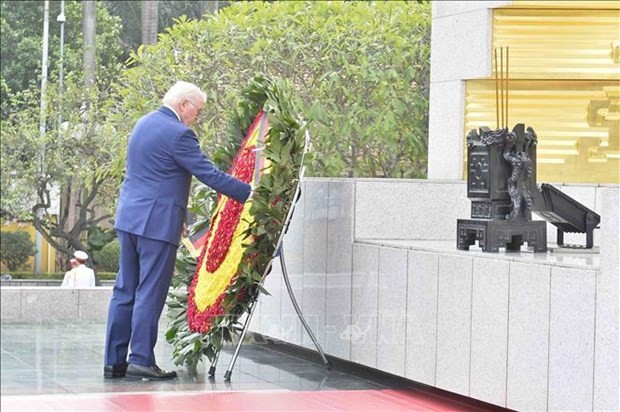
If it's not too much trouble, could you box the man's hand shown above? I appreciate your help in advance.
[182,223,189,238]
[249,184,259,200]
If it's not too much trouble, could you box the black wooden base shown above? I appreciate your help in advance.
[457,219,547,253]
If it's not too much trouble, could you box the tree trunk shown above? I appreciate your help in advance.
[141,1,159,45]
[33,177,112,261]
[82,1,97,88]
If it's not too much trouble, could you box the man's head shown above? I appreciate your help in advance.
[162,81,206,126]
[73,250,88,264]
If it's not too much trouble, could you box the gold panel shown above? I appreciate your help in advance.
[463,4,620,184]
[493,9,620,80]
[508,1,620,9]
[465,80,620,184]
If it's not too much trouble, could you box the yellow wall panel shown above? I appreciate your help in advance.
[466,80,619,184]
[509,1,620,10]
[1,223,57,272]
[464,4,620,184]
[493,9,620,80]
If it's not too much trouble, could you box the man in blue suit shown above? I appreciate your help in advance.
[104,81,251,380]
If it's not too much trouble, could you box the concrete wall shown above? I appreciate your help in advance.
[252,178,618,411]
[594,187,620,411]
[428,1,511,180]
[353,178,610,248]
[0,287,112,321]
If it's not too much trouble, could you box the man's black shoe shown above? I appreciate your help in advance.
[104,363,128,379]
[125,364,178,381]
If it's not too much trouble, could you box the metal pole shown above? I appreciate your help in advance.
[279,243,331,369]
[57,0,65,137]
[208,347,220,376]
[223,261,273,380]
[36,0,50,274]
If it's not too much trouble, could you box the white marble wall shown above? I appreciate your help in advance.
[0,287,112,321]
[435,254,473,396]
[300,180,329,350]
[428,1,511,180]
[324,181,354,359]
[427,80,466,180]
[432,1,513,20]
[506,262,551,410]
[250,178,618,411]
[355,179,469,240]
[377,247,408,376]
[354,179,608,247]
[350,243,379,368]
[470,258,510,405]
[594,186,619,411]
[405,251,438,386]
[255,179,357,355]
[548,267,597,411]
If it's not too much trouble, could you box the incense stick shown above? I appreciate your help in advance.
[505,47,509,129]
[500,47,504,129]
[495,48,499,130]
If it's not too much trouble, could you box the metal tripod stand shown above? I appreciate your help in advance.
[207,242,332,380]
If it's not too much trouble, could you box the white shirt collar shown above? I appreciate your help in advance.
[163,104,181,122]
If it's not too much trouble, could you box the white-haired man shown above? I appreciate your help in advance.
[104,81,251,381]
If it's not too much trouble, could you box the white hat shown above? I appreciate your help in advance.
[74,250,89,261]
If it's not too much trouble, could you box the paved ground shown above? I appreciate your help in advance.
[0,320,502,411]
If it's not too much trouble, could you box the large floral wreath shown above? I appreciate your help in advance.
[166,77,307,368]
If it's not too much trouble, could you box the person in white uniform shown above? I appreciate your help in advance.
[61,250,96,288]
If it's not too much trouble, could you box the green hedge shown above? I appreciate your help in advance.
[110,1,431,179]
[3,272,117,280]
[95,238,120,272]
[1,231,36,271]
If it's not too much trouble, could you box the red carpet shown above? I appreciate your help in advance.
[1,389,480,411]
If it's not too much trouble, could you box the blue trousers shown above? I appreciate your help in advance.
[104,230,177,367]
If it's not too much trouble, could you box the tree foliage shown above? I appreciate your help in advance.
[1,0,124,117]
[0,1,125,262]
[102,0,228,60]
[0,231,36,271]
[106,1,431,179]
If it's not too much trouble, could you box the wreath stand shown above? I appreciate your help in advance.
[208,130,332,380]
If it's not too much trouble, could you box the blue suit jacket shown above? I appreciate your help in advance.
[115,106,251,245]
